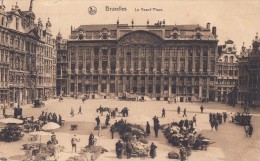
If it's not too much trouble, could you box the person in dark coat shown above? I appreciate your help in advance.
[200,105,204,113]
[95,116,100,127]
[105,114,110,126]
[78,106,82,115]
[110,125,116,139]
[149,142,157,158]
[58,115,62,126]
[183,108,187,117]
[177,106,181,115]
[161,108,165,118]
[210,120,215,130]
[88,132,95,146]
[115,140,123,158]
[146,121,151,136]
[125,141,133,159]
[223,112,227,123]
[209,113,213,123]
[248,124,253,137]
[214,119,219,131]
[154,124,159,137]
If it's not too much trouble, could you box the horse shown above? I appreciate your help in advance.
[117,107,129,117]
[96,106,111,116]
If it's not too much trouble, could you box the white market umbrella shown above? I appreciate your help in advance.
[42,122,60,131]
[0,118,23,124]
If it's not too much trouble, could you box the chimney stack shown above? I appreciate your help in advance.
[207,23,210,30]
[212,26,217,37]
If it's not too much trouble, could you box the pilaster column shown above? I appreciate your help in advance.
[200,47,203,72]
[169,48,173,73]
[161,46,165,73]
[145,75,148,95]
[98,48,102,72]
[90,47,94,72]
[130,75,133,93]
[153,76,156,98]
[116,47,120,74]
[199,77,203,99]
[107,47,111,72]
[160,76,164,98]
[137,76,141,94]
[107,75,110,95]
[169,77,172,98]
[123,76,126,93]
[115,75,118,95]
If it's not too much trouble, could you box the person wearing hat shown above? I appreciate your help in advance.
[71,135,80,153]
[115,140,123,158]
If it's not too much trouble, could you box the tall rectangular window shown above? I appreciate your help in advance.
[78,47,83,60]
[86,47,91,59]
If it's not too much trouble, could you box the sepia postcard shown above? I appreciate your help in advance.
[0,0,259,161]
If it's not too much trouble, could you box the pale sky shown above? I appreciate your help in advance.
[4,0,260,50]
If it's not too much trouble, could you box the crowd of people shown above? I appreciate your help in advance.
[39,111,63,126]
[209,112,227,131]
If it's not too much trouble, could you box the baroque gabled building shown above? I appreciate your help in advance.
[56,32,68,96]
[63,20,218,102]
[216,40,238,103]
[237,43,251,104]
[248,33,260,106]
[0,0,56,107]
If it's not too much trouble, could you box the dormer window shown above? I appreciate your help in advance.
[78,28,84,40]
[195,33,201,40]
[171,27,180,40]
[100,28,110,40]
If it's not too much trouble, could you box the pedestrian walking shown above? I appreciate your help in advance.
[154,123,159,137]
[70,107,74,117]
[146,121,151,136]
[214,119,219,131]
[58,115,62,126]
[105,114,110,126]
[183,108,187,117]
[200,105,204,113]
[230,113,234,123]
[110,124,116,139]
[71,135,80,153]
[115,140,123,159]
[193,115,197,126]
[223,112,227,123]
[177,106,181,115]
[95,116,100,127]
[210,120,215,130]
[161,108,166,118]
[149,142,157,158]
[248,124,253,137]
[78,106,82,115]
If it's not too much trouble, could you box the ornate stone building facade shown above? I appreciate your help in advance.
[237,43,250,104]
[216,40,238,103]
[248,34,260,106]
[65,21,218,101]
[0,1,56,107]
[56,32,68,96]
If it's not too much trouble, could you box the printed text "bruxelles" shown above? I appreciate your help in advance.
[106,6,127,11]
